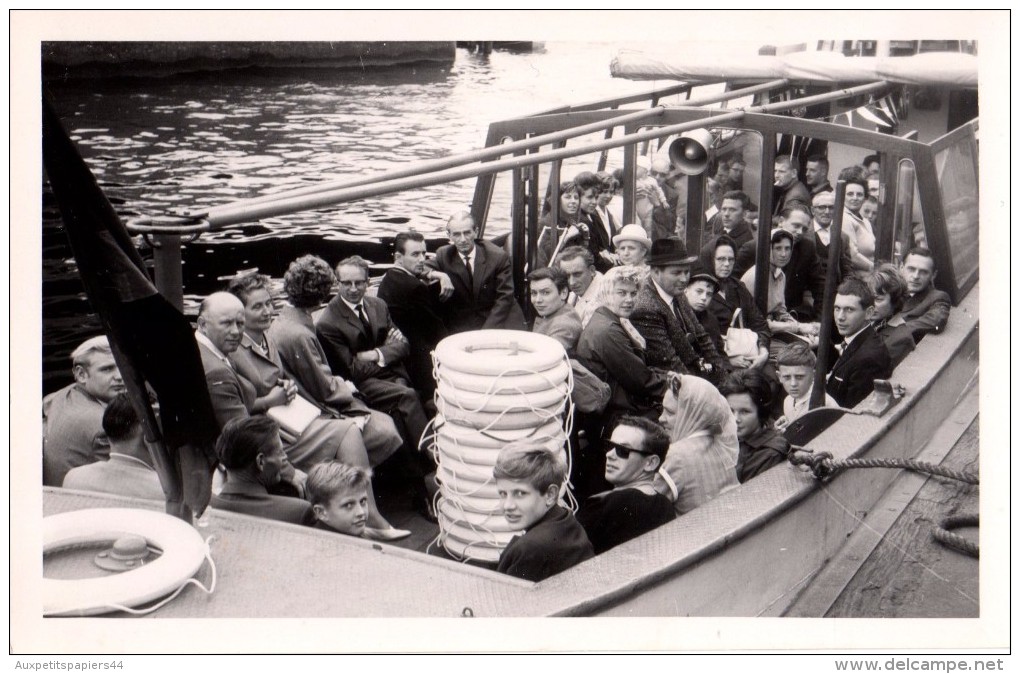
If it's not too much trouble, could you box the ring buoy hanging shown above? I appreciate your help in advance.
[43,508,208,616]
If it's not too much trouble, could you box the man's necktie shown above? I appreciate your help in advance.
[671,297,684,322]
[463,254,473,287]
[835,339,848,355]
[355,303,373,338]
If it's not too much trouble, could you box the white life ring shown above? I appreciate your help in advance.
[436,360,570,394]
[437,380,569,414]
[434,330,568,377]
[437,417,565,450]
[437,400,568,431]
[43,508,208,617]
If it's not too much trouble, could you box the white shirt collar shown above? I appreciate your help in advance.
[195,331,231,366]
[840,323,870,347]
[340,296,365,313]
[652,278,674,305]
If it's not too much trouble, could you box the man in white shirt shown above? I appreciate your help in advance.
[556,245,604,328]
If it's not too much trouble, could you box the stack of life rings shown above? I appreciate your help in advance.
[429,330,573,563]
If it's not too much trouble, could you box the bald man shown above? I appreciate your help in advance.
[194,293,392,492]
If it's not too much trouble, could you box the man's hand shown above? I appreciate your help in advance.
[599,250,619,266]
[356,350,380,363]
[431,270,455,301]
[289,469,308,499]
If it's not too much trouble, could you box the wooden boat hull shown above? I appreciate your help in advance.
[40,285,977,620]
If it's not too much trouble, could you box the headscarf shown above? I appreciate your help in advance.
[654,373,739,505]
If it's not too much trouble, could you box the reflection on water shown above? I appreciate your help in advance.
[42,42,669,392]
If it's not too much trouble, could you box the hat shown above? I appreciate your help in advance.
[770,227,795,245]
[612,224,653,250]
[647,237,698,267]
[688,264,720,290]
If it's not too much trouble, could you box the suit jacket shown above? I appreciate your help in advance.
[629,282,727,376]
[813,224,854,285]
[581,210,616,273]
[576,306,667,421]
[496,505,594,582]
[774,180,811,216]
[734,237,826,318]
[700,222,754,264]
[825,325,892,409]
[198,340,257,430]
[894,285,951,343]
[377,267,449,393]
[874,319,915,369]
[316,294,411,385]
[428,239,527,333]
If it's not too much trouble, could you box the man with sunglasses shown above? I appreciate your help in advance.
[575,416,676,555]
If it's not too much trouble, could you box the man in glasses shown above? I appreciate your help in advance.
[317,256,432,510]
[811,191,855,284]
[575,416,676,555]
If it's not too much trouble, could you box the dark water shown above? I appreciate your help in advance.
[41,41,685,393]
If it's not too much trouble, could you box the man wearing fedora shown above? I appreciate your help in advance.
[630,238,729,386]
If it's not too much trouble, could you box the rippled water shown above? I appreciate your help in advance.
[42,41,689,392]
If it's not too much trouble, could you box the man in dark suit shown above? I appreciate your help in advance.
[316,256,430,457]
[888,247,951,343]
[631,238,728,385]
[427,211,527,333]
[733,203,828,320]
[773,156,811,218]
[377,231,449,402]
[826,279,892,408]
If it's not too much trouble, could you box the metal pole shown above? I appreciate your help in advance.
[151,234,184,311]
[810,180,847,410]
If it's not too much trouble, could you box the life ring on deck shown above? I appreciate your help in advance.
[436,417,565,450]
[436,360,571,394]
[436,378,569,413]
[434,330,568,377]
[42,508,208,617]
[437,400,568,431]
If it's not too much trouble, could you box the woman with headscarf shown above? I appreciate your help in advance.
[706,235,771,370]
[653,372,740,515]
[575,265,666,429]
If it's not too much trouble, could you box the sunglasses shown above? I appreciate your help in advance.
[604,440,653,460]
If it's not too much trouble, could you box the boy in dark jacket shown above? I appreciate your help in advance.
[493,445,594,582]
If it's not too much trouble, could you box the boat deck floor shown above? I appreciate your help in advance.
[786,402,979,618]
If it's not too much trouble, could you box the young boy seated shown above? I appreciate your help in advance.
[493,444,594,582]
[774,342,838,431]
[575,416,676,554]
[305,460,373,538]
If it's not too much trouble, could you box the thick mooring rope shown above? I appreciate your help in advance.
[789,449,979,557]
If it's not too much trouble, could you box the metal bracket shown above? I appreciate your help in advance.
[857,379,906,417]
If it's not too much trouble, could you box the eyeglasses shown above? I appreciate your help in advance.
[604,440,652,460]
[813,205,835,211]
[338,280,368,288]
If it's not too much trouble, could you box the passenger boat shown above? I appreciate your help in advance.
[30,44,986,647]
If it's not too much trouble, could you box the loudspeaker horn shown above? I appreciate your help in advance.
[667,129,714,175]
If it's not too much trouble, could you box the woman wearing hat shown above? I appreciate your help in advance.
[611,224,653,268]
[705,236,771,370]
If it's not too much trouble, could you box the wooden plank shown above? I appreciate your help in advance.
[783,382,979,617]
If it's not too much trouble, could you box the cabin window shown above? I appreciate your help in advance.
[934,138,979,289]
[688,129,764,253]
[891,159,928,264]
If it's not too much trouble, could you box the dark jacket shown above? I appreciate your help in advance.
[708,276,771,351]
[580,209,616,273]
[576,306,667,422]
[377,267,449,395]
[576,487,675,554]
[315,294,411,385]
[427,239,527,333]
[825,325,892,408]
[773,180,811,216]
[496,505,594,582]
[736,426,790,483]
[734,236,827,319]
[896,285,951,343]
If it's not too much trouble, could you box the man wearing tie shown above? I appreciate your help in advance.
[428,211,527,334]
[826,278,892,408]
[316,257,431,472]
